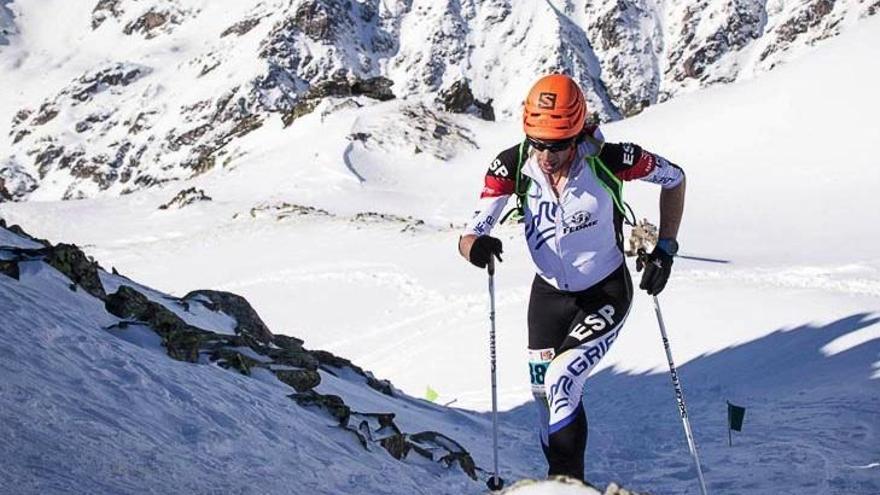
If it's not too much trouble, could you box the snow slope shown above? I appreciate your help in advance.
[0,227,544,495]
[1,13,879,495]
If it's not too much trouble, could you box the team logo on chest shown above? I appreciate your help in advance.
[563,209,598,235]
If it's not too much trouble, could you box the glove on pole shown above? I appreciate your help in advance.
[486,257,505,492]
[470,235,503,269]
[638,246,674,295]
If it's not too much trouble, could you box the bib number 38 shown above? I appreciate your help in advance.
[530,362,549,385]
[528,348,555,388]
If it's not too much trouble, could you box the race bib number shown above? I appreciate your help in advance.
[528,348,555,390]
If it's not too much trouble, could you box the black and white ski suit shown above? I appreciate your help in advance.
[463,126,685,480]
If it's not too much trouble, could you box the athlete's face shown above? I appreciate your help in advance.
[530,138,576,175]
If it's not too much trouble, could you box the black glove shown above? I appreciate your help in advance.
[637,245,674,295]
[469,235,503,269]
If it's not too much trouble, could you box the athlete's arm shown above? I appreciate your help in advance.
[459,194,510,262]
[459,146,520,263]
[458,234,480,260]
[659,174,685,240]
[600,141,686,240]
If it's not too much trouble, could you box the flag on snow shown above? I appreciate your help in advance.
[728,402,746,431]
[425,386,439,402]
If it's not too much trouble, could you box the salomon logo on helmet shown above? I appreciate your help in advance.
[537,92,557,109]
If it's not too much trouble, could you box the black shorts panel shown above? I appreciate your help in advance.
[527,263,633,354]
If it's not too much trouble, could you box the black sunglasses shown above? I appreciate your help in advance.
[527,137,575,152]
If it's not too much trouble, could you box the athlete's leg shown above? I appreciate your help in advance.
[545,404,587,479]
[543,265,633,480]
[527,275,579,465]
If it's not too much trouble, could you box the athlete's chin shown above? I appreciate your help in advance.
[539,163,559,174]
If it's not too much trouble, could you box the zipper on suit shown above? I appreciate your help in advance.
[550,171,570,291]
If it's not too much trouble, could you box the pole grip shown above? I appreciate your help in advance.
[488,256,495,276]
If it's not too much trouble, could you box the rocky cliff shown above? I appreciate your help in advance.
[0,0,875,201]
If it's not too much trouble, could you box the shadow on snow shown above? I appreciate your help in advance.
[490,312,880,493]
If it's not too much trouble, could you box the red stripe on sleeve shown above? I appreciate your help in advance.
[616,150,656,181]
[480,175,515,198]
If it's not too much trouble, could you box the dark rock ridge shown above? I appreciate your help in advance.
[106,286,211,362]
[0,222,481,482]
[281,75,395,127]
[158,187,212,210]
[438,80,495,122]
[352,211,426,234]
[183,289,274,344]
[0,230,105,299]
[221,16,264,38]
[235,201,333,221]
[92,0,188,38]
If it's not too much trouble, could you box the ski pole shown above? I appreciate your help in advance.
[486,257,505,491]
[651,294,709,495]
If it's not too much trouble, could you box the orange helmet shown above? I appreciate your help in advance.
[522,74,587,141]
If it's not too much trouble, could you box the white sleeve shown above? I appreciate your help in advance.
[640,154,685,190]
[463,194,511,237]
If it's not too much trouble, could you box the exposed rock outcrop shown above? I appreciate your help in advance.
[237,201,333,221]
[0,239,105,298]
[158,187,212,210]
[45,243,108,299]
[106,285,209,362]
[438,80,495,121]
[281,75,395,127]
[183,289,273,343]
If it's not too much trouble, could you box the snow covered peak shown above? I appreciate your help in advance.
[0,0,876,201]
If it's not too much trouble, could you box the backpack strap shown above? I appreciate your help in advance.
[499,138,637,226]
[588,155,637,226]
[499,139,531,224]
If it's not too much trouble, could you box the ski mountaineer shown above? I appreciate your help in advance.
[458,74,686,482]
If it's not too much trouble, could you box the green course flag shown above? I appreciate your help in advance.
[425,386,439,403]
[727,401,746,446]
[728,402,746,431]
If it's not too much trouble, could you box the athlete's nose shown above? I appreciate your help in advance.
[536,149,554,164]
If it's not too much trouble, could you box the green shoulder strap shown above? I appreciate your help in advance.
[499,139,635,226]
[587,155,625,216]
[499,139,531,224]
[582,136,632,223]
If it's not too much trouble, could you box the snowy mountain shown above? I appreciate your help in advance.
[1,0,878,201]
[1,2,879,494]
